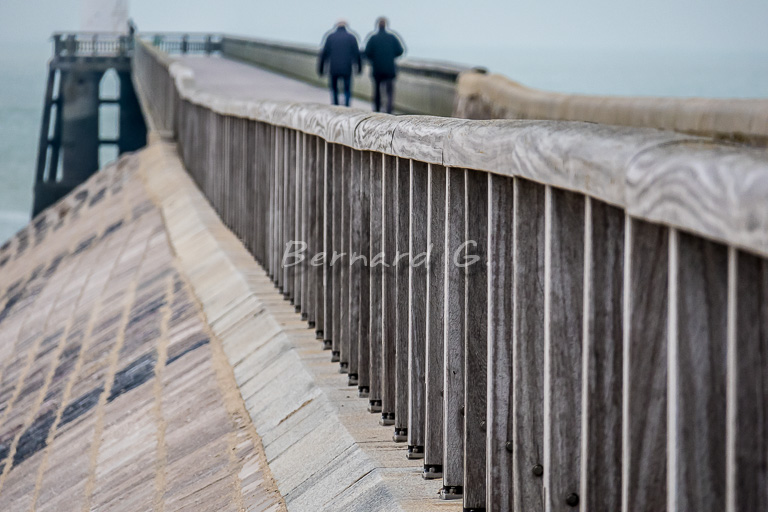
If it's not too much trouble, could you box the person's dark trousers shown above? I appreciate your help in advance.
[330,74,352,106]
[373,76,395,114]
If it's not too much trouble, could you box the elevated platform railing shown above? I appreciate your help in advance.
[140,32,222,55]
[134,38,768,511]
[52,32,134,59]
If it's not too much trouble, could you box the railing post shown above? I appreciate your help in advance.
[65,34,76,55]
[52,34,62,57]
[118,35,127,57]
[487,173,514,509]
[181,34,189,54]
[291,130,302,311]
[269,125,278,279]
[623,218,668,510]
[283,129,296,299]
[463,169,489,510]
[219,115,229,214]
[314,137,325,340]
[407,160,428,460]
[357,151,371,397]
[245,119,256,257]
[256,122,269,264]
[340,147,352,376]
[423,163,446,479]
[670,231,728,511]
[330,144,342,362]
[304,133,315,326]
[441,166,466,500]
[273,127,285,288]
[580,198,624,510]
[368,152,384,413]
[205,35,213,54]
[237,118,249,241]
[381,154,398,426]
[543,187,584,511]
[509,177,546,510]
[731,250,768,511]
[394,157,410,443]
[222,114,233,229]
[267,124,275,267]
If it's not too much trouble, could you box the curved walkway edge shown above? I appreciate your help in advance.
[139,139,458,512]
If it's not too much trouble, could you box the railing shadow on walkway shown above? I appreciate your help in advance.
[133,38,768,511]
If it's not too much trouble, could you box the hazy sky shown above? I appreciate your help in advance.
[1,0,767,54]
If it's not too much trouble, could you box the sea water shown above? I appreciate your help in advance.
[0,40,118,244]
[1,41,767,244]
[417,46,768,99]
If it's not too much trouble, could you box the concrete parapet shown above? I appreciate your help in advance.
[454,71,768,145]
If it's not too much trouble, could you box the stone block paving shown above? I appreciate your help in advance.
[0,155,285,511]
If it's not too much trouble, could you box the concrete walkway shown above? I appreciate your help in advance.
[177,55,370,109]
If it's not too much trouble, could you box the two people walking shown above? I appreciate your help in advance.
[317,18,404,113]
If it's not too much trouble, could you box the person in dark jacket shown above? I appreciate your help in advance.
[364,17,405,114]
[317,21,362,107]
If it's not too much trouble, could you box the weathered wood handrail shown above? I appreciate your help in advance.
[134,38,768,511]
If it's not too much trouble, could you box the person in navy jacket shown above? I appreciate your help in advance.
[364,17,405,113]
[317,21,362,107]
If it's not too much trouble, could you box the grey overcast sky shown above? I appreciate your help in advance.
[1,0,767,53]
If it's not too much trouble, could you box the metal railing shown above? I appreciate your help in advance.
[134,38,768,511]
[52,32,133,58]
[51,32,223,59]
[141,32,221,55]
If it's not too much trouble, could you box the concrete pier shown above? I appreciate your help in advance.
[5,30,768,511]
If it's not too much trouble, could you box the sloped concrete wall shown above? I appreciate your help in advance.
[139,141,457,512]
